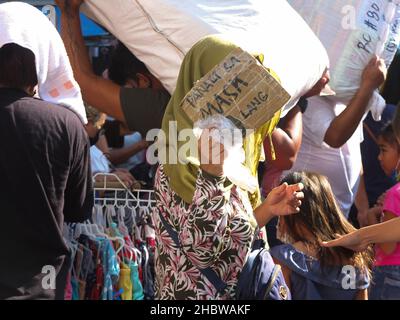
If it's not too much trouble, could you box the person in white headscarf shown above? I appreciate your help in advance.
[0,1,87,123]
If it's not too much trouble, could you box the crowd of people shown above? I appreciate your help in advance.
[0,0,400,300]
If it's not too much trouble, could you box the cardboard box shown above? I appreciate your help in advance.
[181,47,291,132]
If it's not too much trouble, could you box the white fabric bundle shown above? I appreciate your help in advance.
[82,0,329,115]
[0,2,87,123]
[289,0,400,120]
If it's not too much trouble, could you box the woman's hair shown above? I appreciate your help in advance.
[108,42,149,86]
[0,43,38,89]
[279,171,373,273]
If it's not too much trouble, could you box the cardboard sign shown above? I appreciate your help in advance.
[181,47,291,131]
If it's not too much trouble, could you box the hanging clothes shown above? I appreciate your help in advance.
[63,187,155,300]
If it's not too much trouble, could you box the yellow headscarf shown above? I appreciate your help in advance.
[160,35,282,208]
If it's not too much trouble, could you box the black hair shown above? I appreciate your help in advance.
[279,171,373,274]
[108,42,149,86]
[0,43,38,89]
[379,121,399,148]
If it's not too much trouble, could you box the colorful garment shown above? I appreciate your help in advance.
[154,165,256,300]
[64,272,73,301]
[130,261,144,300]
[118,263,133,300]
[71,278,80,301]
[375,182,400,266]
[370,183,400,300]
[101,239,120,300]
[85,238,102,300]
[90,262,104,301]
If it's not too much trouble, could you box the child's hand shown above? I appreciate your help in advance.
[376,192,387,207]
[113,170,136,188]
[367,206,383,225]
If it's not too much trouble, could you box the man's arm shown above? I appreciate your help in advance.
[108,140,149,165]
[324,56,386,148]
[264,105,303,170]
[355,168,370,227]
[56,0,126,123]
[322,218,400,252]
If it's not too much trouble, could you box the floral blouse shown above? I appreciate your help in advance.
[153,165,257,300]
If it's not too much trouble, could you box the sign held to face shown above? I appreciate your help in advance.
[181,47,291,134]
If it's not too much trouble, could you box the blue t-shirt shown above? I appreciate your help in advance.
[271,244,370,300]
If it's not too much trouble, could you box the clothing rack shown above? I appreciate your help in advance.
[62,173,156,300]
[93,173,156,209]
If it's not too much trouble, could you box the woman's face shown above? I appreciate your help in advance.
[378,136,400,176]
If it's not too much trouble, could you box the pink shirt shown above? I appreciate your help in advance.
[375,183,400,266]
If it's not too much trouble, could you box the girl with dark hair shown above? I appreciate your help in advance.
[272,171,374,300]
[366,123,400,300]
[322,108,400,261]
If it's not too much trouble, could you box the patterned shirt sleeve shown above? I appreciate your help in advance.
[178,170,233,269]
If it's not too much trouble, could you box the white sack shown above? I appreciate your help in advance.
[82,0,329,116]
[289,0,400,120]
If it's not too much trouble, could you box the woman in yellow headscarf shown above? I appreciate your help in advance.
[153,35,324,300]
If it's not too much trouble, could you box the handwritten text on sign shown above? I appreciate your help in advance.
[358,1,400,55]
[181,48,291,131]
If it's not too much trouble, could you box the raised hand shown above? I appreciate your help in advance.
[361,55,387,91]
[266,182,304,216]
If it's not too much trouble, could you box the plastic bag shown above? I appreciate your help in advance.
[193,115,258,193]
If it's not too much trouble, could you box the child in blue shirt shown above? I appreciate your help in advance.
[271,171,374,300]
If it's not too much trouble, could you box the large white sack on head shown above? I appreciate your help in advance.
[0,2,87,123]
[288,0,400,120]
[82,0,329,116]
